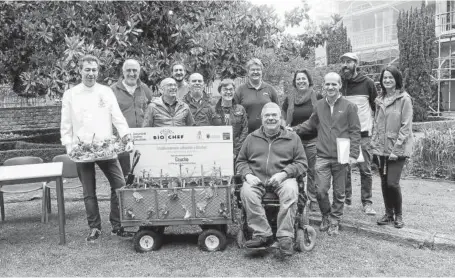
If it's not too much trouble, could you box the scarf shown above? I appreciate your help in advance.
[285,88,314,126]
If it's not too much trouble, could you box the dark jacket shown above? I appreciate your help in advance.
[236,126,308,182]
[183,92,221,126]
[142,97,194,127]
[341,73,377,135]
[295,97,361,160]
[111,79,154,128]
[214,99,248,157]
[371,91,413,157]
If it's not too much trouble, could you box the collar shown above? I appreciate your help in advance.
[326,94,341,106]
[162,96,177,106]
[247,79,263,90]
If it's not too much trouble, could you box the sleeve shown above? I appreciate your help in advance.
[209,106,222,126]
[234,106,249,157]
[142,104,154,127]
[60,90,73,147]
[234,87,242,104]
[282,134,308,178]
[108,89,130,138]
[294,108,319,134]
[185,107,195,126]
[235,135,254,178]
[348,104,361,159]
[143,85,153,104]
[270,85,280,106]
[369,79,378,113]
[281,96,289,121]
[392,96,413,153]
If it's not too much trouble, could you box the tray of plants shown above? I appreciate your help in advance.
[69,135,130,163]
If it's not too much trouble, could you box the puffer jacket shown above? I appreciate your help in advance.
[214,99,248,157]
[183,92,221,126]
[236,126,308,182]
[371,91,413,157]
[142,97,194,127]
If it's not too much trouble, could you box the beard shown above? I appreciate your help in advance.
[340,66,356,80]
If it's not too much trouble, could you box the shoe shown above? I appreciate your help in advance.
[363,204,377,215]
[327,224,339,236]
[345,199,352,206]
[86,228,101,242]
[377,214,394,225]
[319,215,330,232]
[111,227,134,238]
[394,215,404,229]
[278,237,294,256]
[309,201,318,212]
[245,236,273,248]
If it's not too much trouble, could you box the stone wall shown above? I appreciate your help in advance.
[0,106,61,131]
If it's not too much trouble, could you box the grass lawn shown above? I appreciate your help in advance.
[1,169,455,276]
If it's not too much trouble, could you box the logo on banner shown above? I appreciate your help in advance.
[152,129,184,142]
[222,133,230,140]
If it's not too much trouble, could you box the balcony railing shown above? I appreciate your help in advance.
[350,25,398,50]
[436,10,455,36]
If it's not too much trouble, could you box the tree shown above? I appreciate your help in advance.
[322,14,352,65]
[397,2,437,121]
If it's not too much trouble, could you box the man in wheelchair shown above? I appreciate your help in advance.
[235,103,308,256]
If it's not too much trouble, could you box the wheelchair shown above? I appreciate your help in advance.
[234,175,317,252]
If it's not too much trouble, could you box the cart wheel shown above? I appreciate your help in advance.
[198,229,227,252]
[296,226,316,252]
[236,229,246,248]
[133,229,163,253]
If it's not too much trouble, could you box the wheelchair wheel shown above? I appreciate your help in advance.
[198,229,227,252]
[295,226,316,252]
[300,204,310,226]
[133,229,163,253]
[236,229,246,248]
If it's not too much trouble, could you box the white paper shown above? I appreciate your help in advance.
[336,138,364,164]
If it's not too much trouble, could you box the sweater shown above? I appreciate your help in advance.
[234,81,280,133]
[60,83,130,148]
[341,73,377,136]
[294,97,361,160]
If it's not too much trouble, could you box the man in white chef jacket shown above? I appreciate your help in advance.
[60,54,133,242]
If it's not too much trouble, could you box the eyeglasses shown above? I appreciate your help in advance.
[221,88,235,92]
[163,84,177,88]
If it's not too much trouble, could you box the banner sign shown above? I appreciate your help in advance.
[131,126,234,178]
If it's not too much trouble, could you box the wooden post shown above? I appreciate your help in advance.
[159,169,163,188]
[179,163,183,187]
[201,165,204,186]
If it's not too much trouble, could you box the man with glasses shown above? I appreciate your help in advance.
[142,78,194,127]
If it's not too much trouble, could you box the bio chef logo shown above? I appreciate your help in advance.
[152,129,184,142]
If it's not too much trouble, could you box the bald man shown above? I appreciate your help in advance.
[142,78,194,127]
[236,102,307,256]
[111,59,154,176]
[294,72,361,236]
[182,73,220,126]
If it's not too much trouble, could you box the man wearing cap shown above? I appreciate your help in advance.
[340,52,377,216]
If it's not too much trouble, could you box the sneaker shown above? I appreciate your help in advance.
[86,228,101,242]
[111,227,134,238]
[394,215,404,229]
[309,201,318,212]
[377,214,394,225]
[278,237,294,256]
[245,236,273,248]
[363,204,377,215]
[344,200,352,209]
[327,224,339,236]
[319,215,330,232]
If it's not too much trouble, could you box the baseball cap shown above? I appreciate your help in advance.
[340,52,359,63]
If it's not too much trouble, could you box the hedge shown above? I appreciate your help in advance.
[0,141,17,151]
[0,147,66,164]
[15,141,63,150]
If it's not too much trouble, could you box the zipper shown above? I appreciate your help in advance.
[265,141,272,178]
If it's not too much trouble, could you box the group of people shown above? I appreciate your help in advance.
[60,53,413,255]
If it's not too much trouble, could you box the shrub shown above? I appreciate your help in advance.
[0,141,16,151]
[15,141,63,149]
[407,128,455,180]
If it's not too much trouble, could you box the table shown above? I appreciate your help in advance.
[0,162,66,245]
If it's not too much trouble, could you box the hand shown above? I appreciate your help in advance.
[65,144,73,154]
[388,153,398,161]
[124,141,134,153]
[349,157,357,164]
[245,174,262,186]
[122,134,132,144]
[267,172,287,188]
[285,125,294,132]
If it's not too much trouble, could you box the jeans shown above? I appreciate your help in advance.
[241,178,298,239]
[377,156,406,217]
[345,136,373,206]
[303,142,317,204]
[76,159,125,230]
[315,157,348,224]
[117,152,131,177]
